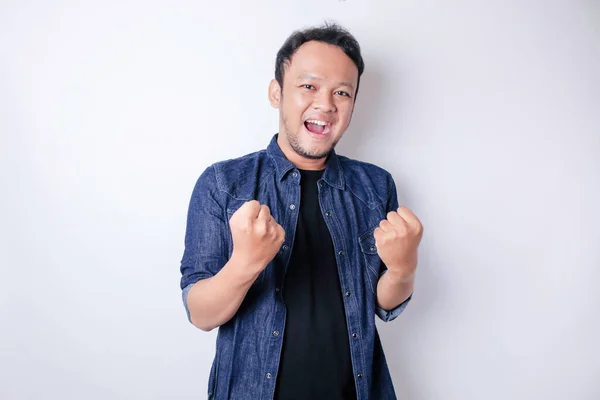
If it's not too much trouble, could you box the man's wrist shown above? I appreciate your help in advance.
[385,268,415,286]
[228,253,265,284]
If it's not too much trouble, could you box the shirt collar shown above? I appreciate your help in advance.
[266,134,345,190]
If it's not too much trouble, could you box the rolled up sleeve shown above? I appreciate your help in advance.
[179,165,229,322]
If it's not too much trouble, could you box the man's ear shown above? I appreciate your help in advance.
[268,79,282,108]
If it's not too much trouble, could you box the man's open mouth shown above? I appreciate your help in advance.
[304,119,332,135]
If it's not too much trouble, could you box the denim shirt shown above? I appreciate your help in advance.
[180,134,411,400]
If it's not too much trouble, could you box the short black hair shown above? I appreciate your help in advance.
[275,22,365,99]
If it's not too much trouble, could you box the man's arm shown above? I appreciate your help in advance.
[185,200,284,331]
[376,269,414,312]
[180,166,284,331]
[373,174,422,320]
[186,254,262,331]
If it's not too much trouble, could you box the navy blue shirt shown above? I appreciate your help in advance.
[180,134,411,399]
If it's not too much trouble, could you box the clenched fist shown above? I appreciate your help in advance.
[229,200,285,273]
[374,206,423,282]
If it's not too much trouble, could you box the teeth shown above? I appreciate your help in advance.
[306,119,328,126]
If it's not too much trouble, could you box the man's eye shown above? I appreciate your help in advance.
[302,84,315,90]
[336,91,350,97]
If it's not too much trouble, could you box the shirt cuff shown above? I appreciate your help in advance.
[182,283,195,323]
[376,293,412,322]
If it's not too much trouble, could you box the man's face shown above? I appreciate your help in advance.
[269,41,359,161]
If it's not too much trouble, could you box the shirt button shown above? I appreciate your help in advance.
[325,211,331,216]
[338,250,344,256]
[266,373,272,379]
[345,291,351,297]
[273,330,280,337]
[292,171,298,178]
[319,181,325,187]
[275,288,280,292]
[289,204,296,210]
[352,333,358,338]
[357,373,363,379]
[370,246,376,251]
[282,245,289,251]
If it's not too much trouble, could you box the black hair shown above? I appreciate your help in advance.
[274,22,365,99]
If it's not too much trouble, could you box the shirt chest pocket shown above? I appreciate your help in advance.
[358,227,382,294]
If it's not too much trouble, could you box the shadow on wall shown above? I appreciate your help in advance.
[339,61,442,399]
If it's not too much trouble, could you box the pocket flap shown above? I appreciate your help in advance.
[358,227,379,255]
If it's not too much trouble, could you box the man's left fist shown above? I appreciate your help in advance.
[374,206,423,282]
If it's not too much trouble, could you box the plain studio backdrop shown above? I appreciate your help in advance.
[1,1,599,399]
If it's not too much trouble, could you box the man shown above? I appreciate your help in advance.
[180,23,423,400]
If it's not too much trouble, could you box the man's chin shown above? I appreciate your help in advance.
[292,142,332,160]
[301,151,330,160]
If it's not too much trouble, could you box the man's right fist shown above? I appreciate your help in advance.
[229,200,285,272]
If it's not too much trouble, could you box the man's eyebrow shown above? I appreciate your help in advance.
[297,74,355,90]
[297,73,320,81]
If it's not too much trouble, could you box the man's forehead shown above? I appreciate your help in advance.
[284,43,358,85]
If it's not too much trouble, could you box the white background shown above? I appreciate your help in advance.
[1,1,599,399]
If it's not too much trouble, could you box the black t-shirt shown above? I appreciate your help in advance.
[274,169,357,400]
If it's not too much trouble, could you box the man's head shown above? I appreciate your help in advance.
[268,23,364,166]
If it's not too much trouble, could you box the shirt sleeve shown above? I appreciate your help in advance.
[374,173,413,322]
[179,165,229,322]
